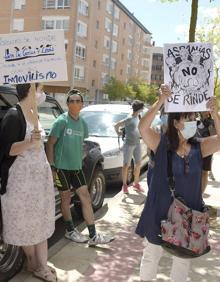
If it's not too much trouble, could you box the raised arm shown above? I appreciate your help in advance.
[139,85,171,153]
[114,119,126,136]
[201,97,220,157]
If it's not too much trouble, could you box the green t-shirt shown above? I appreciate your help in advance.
[49,112,88,170]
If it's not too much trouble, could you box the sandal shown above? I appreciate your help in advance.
[33,266,58,282]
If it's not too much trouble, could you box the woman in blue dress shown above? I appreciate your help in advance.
[136,85,220,282]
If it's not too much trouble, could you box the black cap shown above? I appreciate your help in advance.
[132,100,144,112]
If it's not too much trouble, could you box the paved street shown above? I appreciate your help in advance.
[11,152,220,282]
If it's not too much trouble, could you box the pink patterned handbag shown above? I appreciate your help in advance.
[160,151,210,258]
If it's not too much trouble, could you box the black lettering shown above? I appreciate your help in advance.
[191,67,197,75]
[173,94,180,104]
[182,67,190,76]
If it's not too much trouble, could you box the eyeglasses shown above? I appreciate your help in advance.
[184,156,189,175]
[69,100,82,104]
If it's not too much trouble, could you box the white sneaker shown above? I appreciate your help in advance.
[88,233,115,247]
[65,229,88,243]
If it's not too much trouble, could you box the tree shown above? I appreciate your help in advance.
[127,77,158,105]
[161,0,215,42]
[196,9,220,97]
[102,77,127,101]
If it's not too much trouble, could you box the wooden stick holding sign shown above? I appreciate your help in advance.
[30,83,39,130]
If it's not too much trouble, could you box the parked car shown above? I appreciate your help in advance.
[0,86,105,282]
[80,104,149,184]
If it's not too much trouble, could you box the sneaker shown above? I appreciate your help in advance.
[88,233,115,247]
[65,229,88,243]
[133,182,144,192]
[122,184,129,194]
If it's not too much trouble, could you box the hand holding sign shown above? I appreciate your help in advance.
[207,97,218,116]
[159,84,172,103]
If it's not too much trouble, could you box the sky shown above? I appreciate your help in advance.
[120,0,220,47]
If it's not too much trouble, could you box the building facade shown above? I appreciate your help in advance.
[0,0,152,101]
[150,46,164,86]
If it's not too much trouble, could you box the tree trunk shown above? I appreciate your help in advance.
[189,0,198,42]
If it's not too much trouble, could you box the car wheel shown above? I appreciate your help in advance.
[89,168,106,211]
[0,233,25,281]
[127,160,134,184]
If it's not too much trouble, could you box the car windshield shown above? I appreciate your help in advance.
[38,101,62,135]
[81,111,129,137]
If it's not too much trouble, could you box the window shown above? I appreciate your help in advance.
[143,34,151,44]
[142,59,149,67]
[106,0,113,14]
[64,39,68,51]
[101,73,109,85]
[75,43,86,60]
[127,65,131,75]
[104,36,110,49]
[96,20,99,29]
[74,65,85,80]
[42,16,69,31]
[128,35,133,46]
[43,0,70,9]
[98,0,100,9]
[122,38,125,45]
[113,24,118,37]
[79,0,89,16]
[111,58,116,70]
[120,69,123,75]
[123,23,126,30]
[112,40,117,53]
[92,80,95,87]
[93,60,96,67]
[128,22,133,33]
[114,6,120,19]
[105,17,112,32]
[94,40,98,49]
[14,0,26,9]
[12,18,24,31]
[77,21,87,37]
[102,54,110,66]
[128,50,132,60]
[121,54,124,61]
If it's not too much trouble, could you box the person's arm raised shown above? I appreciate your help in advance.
[139,84,171,153]
[201,97,220,157]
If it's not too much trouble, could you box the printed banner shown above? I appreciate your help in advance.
[0,30,67,85]
[163,43,214,112]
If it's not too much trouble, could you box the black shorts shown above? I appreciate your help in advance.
[202,155,213,171]
[55,169,87,191]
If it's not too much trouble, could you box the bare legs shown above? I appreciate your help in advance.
[22,240,48,271]
[134,162,141,184]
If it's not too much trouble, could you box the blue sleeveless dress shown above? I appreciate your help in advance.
[136,134,203,245]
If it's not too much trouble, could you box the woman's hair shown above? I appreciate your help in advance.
[166,112,196,151]
[16,83,40,101]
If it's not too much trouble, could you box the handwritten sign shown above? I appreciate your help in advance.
[0,30,67,85]
[163,43,214,112]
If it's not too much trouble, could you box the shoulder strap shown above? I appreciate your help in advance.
[167,150,175,196]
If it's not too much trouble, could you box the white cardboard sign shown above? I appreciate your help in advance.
[0,30,68,85]
[163,43,214,112]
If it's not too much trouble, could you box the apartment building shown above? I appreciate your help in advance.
[150,46,164,86]
[0,0,152,100]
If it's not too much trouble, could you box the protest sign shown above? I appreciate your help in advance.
[0,30,67,85]
[163,43,214,112]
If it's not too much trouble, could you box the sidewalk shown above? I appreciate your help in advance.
[11,152,220,282]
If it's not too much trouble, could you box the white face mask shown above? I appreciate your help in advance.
[36,91,46,105]
[180,121,197,140]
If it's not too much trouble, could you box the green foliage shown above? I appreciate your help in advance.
[196,9,220,98]
[102,77,127,101]
[102,76,158,105]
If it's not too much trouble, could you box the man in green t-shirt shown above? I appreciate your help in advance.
[46,89,114,246]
